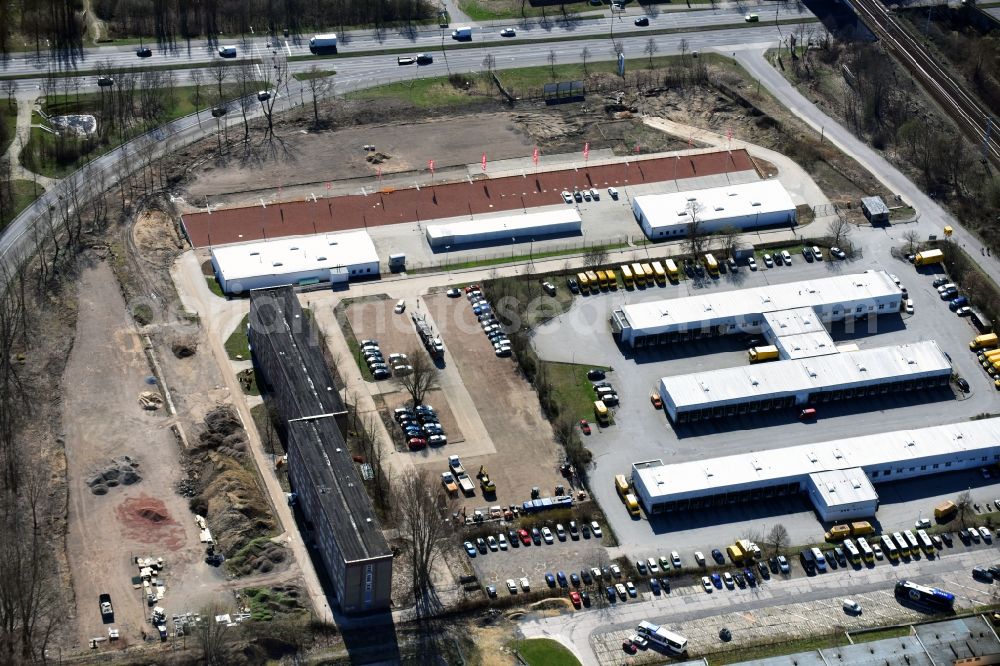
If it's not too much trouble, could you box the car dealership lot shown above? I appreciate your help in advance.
[531,245,996,551]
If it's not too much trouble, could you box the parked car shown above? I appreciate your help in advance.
[464,541,476,557]
[591,521,602,538]
[506,579,518,594]
[802,246,814,262]
[561,191,573,204]
[747,256,758,270]
[136,46,153,57]
[915,518,932,529]
[587,369,606,380]
[777,555,790,573]
[579,419,591,435]
[932,277,950,288]
[812,246,823,261]
[712,549,725,564]
[843,599,861,614]
[541,527,554,544]
[830,247,847,259]
[950,296,970,311]
[763,253,774,267]
[446,288,461,297]
[957,306,972,316]
[702,576,713,593]
[973,566,994,583]
[608,187,619,199]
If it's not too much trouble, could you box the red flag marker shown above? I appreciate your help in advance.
[583,142,590,160]
[481,152,487,171]
[532,146,539,166]
[428,159,435,175]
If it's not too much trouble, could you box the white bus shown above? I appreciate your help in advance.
[916,529,936,555]
[843,538,860,563]
[903,530,920,553]
[856,536,874,563]
[637,621,688,654]
[880,534,899,560]
[892,531,909,557]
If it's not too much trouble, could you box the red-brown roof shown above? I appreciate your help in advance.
[182,150,755,248]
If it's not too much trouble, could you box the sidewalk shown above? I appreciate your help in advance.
[3,98,57,191]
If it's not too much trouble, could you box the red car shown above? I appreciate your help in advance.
[407,437,427,450]
[465,284,479,293]
[569,591,581,608]
[650,393,663,409]
[517,529,531,546]
[579,419,591,435]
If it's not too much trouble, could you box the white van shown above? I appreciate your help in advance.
[218,45,237,58]
[843,599,861,614]
[394,299,406,314]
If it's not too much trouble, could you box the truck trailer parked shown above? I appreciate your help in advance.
[309,33,338,53]
[748,345,779,363]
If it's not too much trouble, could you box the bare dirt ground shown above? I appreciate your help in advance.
[424,293,565,512]
[60,261,227,649]
[183,114,537,203]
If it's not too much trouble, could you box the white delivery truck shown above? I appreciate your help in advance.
[217,45,237,58]
[452,26,472,40]
[310,33,338,54]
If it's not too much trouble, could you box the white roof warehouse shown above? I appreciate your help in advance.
[424,209,582,249]
[658,340,952,422]
[612,270,902,347]
[631,180,796,240]
[632,417,1000,518]
[210,230,380,295]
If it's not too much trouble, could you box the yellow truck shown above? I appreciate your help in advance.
[703,253,719,274]
[620,264,634,288]
[576,272,590,294]
[640,263,655,284]
[651,261,667,286]
[624,493,641,517]
[726,539,753,563]
[748,345,779,363]
[664,259,680,281]
[971,333,998,350]
[605,268,618,290]
[914,249,945,266]
[824,524,852,542]
[850,521,874,537]
[614,474,630,499]
[441,471,459,495]
[934,500,957,521]
[594,400,610,425]
[586,271,599,289]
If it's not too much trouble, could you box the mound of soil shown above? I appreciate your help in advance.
[229,540,289,577]
[171,338,197,358]
[115,494,186,550]
[88,455,142,494]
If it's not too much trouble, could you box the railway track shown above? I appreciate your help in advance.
[849,0,1000,169]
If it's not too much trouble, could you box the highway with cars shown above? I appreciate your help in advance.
[0,3,815,77]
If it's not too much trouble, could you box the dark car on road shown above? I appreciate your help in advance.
[634,16,649,25]
[136,46,152,57]
[587,369,605,380]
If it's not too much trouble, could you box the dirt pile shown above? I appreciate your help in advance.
[227,538,289,577]
[171,337,197,358]
[185,405,276,563]
[115,494,186,550]
[88,455,142,494]
[138,391,163,410]
[365,151,391,164]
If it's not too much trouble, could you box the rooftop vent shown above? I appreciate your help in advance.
[317,256,327,261]
[751,201,762,206]
[804,365,817,378]
[704,468,714,478]
[833,448,843,459]
[851,479,862,489]
[728,192,738,196]
[290,246,298,250]
[328,240,339,246]
[272,261,283,267]
[748,375,759,386]
[714,206,725,211]
[807,451,818,463]
[826,483,836,493]
[249,251,260,256]
[687,197,697,202]
[752,459,762,471]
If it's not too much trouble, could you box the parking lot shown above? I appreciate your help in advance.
[530,226,1000,552]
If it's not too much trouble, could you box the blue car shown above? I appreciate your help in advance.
[650,578,661,594]
[464,541,477,557]
[557,571,568,587]
[950,296,969,311]
[606,585,616,602]
[544,573,555,587]
[940,287,958,300]
[711,573,723,588]
[744,568,756,586]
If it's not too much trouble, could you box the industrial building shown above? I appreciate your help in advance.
[211,230,380,295]
[249,287,392,614]
[424,209,582,249]
[631,180,796,240]
[631,417,1000,517]
[612,271,902,348]
[861,195,890,225]
[658,341,952,423]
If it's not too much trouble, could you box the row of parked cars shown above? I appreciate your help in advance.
[393,404,446,449]
[359,340,412,380]
[561,186,620,204]
[463,285,511,357]
[464,519,604,557]
[932,276,973,316]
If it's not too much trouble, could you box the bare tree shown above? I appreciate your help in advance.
[827,214,853,248]
[580,46,590,75]
[902,229,920,255]
[190,69,204,121]
[679,38,689,62]
[956,490,973,528]
[644,37,658,67]
[583,245,609,268]
[304,67,333,127]
[194,602,236,665]
[766,523,789,556]
[399,347,437,406]
[394,470,453,606]
[718,225,741,259]
[2,80,14,106]
[685,201,706,258]
[548,49,557,76]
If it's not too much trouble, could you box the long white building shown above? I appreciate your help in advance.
[425,209,581,249]
[631,418,1000,518]
[211,230,380,295]
[631,180,796,240]
[659,340,952,422]
[612,270,902,347]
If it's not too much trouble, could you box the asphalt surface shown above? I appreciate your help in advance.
[0,3,814,76]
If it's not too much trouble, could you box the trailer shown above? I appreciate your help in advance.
[748,345,779,363]
[914,249,945,266]
[309,33,338,54]
[448,455,466,476]
[457,473,475,495]
[412,312,444,358]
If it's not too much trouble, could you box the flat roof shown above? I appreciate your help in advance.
[763,307,826,337]
[633,180,795,230]
[808,468,878,507]
[425,208,581,241]
[621,271,900,334]
[633,416,1000,501]
[288,418,391,562]
[660,341,950,411]
[862,196,890,215]
[212,229,378,281]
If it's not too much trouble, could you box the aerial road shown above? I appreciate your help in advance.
[0,2,815,77]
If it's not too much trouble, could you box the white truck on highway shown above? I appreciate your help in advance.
[310,34,338,54]
[452,26,472,40]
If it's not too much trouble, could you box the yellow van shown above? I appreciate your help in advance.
[620,264,634,288]
[576,272,590,294]
[614,474,629,499]
[971,333,998,350]
[624,493,641,517]
[594,400,610,425]
[605,268,618,290]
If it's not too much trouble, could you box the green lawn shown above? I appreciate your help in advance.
[706,632,852,665]
[225,314,251,360]
[544,361,611,421]
[206,276,225,298]
[459,0,605,20]
[1,180,42,232]
[23,82,262,178]
[0,100,16,155]
[850,626,911,643]
[516,638,580,666]
[293,68,336,81]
